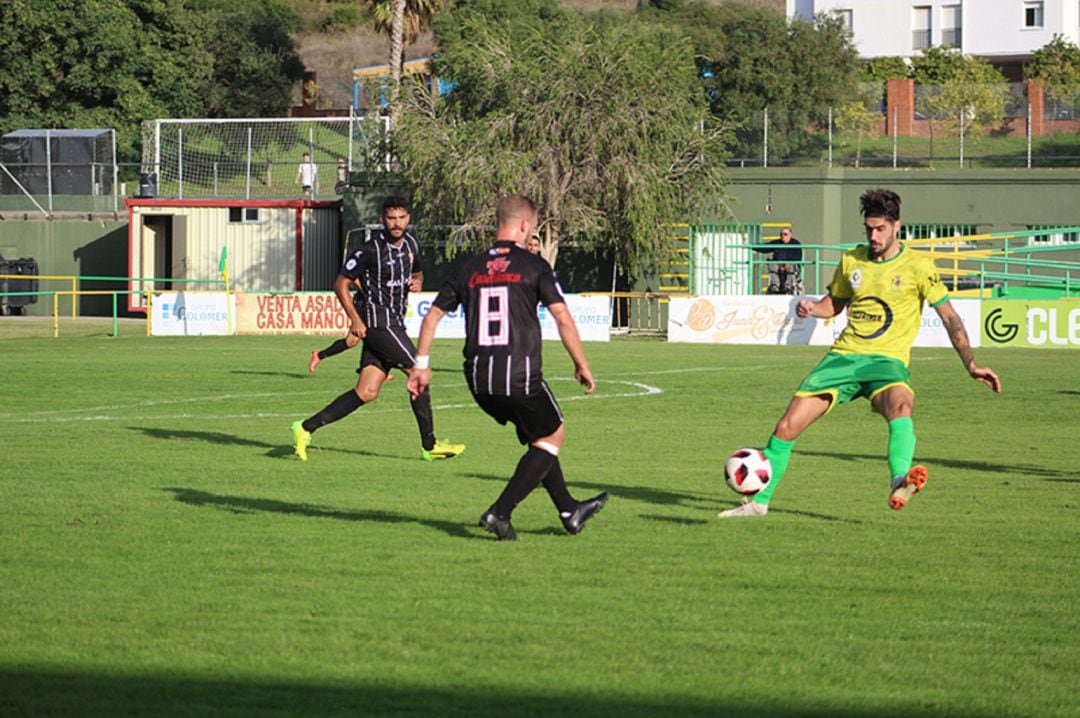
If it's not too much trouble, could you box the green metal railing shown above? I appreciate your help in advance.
[688,224,1080,299]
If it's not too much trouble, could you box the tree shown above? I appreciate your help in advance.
[912,47,1006,140]
[0,0,209,164]
[0,0,304,166]
[360,0,450,121]
[1027,35,1080,115]
[187,0,306,118]
[636,3,859,163]
[835,84,884,167]
[861,56,911,83]
[394,0,729,274]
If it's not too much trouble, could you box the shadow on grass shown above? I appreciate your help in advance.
[0,667,1001,718]
[163,487,478,540]
[459,473,712,509]
[795,449,1080,481]
[229,369,309,379]
[131,427,408,461]
[638,513,711,526]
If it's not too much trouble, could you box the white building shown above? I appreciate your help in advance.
[789,0,1080,78]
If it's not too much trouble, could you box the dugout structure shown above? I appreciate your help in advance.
[125,198,341,313]
[0,129,117,214]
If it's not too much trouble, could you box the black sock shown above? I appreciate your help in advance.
[302,390,363,433]
[492,446,556,519]
[411,387,436,451]
[541,458,576,514]
[319,338,351,360]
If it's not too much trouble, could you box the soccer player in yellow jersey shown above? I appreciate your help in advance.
[720,189,1002,518]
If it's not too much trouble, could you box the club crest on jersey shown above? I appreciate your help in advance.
[851,269,862,289]
[892,274,902,289]
[486,256,512,275]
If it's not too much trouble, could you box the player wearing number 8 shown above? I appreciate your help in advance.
[407,195,608,540]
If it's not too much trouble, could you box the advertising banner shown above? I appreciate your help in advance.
[668,295,981,348]
[151,292,235,336]
[234,291,611,342]
[981,299,1080,349]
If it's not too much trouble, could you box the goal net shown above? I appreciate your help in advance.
[140,115,391,200]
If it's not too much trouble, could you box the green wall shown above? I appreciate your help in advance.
[723,168,1080,248]
[3,168,1080,319]
[0,217,129,316]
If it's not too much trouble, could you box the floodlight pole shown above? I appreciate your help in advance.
[763,108,769,168]
[178,128,184,199]
[1027,104,1032,169]
[46,128,53,213]
[112,129,118,214]
[827,106,833,168]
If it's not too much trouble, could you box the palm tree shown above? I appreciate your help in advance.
[361,0,449,122]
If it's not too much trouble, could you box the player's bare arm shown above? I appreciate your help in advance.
[935,300,1002,394]
[334,273,366,339]
[549,302,595,394]
[409,271,423,293]
[796,294,847,319]
[407,305,445,399]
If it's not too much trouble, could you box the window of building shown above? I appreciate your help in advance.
[228,207,261,223]
[912,6,932,50]
[1026,225,1079,246]
[1023,1,1044,28]
[941,5,962,48]
[836,8,853,30]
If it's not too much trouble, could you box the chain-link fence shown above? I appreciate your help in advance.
[727,82,1080,169]
[0,129,121,217]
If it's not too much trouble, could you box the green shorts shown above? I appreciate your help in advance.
[795,352,912,411]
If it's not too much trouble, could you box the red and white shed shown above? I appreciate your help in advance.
[125,198,341,312]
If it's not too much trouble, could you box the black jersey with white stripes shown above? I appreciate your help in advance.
[433,240,565,397]
[340,230,422,329]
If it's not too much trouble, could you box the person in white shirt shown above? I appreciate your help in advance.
[295,153,318,197]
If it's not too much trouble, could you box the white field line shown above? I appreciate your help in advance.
[2,378,663,425]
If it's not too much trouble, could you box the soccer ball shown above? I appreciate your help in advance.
[724,448,772,496]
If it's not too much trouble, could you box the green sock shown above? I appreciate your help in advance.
[887,417,917,481]
[753,434,794,505]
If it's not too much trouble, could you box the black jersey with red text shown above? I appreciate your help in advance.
[340,231,422,329]
[433,240,566,397]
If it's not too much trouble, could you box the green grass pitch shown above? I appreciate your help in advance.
[0,332,1076,717]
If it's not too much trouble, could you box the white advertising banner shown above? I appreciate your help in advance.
[151,292,236,336]
[668,295,980,348]
[233,291,611,341]
[409,293,611,342]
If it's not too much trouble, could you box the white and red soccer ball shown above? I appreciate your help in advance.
[724,448,773,496]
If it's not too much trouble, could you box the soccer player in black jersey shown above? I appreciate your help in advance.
[292,196,464,462]
[407,195,607,540]
[307,279,397,382]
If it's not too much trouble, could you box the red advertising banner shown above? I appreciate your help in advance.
[235,292,347,335]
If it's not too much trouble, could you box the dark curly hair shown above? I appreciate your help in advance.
[859,189,901,221]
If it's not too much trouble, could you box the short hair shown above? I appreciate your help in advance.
[496,195,537,228]
[860,189,901,221]
[382,195,410,214]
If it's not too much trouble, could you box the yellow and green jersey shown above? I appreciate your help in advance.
[828,244,949,366]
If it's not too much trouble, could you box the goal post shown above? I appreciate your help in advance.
[140,114,391,200]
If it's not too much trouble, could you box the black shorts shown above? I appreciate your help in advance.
[472,381,564,444]
[358,326,416,373]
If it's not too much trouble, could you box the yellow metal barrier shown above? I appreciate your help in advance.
[1,274,77,318]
